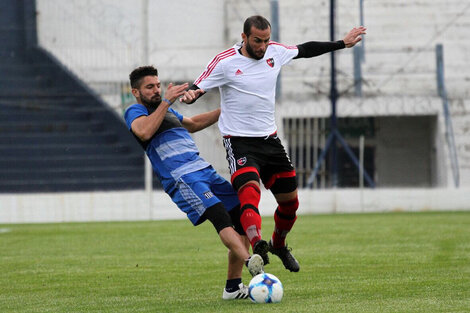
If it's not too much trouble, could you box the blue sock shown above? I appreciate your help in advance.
[225,278,242,292]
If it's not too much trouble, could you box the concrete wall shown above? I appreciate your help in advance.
[35,0,470,98]
[36,0,227,82]
[1,188,468,224]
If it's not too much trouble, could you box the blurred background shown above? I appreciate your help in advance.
[1,0,469,222]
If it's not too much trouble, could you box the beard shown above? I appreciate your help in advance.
[246,41,265,60]
[141,94,162,111]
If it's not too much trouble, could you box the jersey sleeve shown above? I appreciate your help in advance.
[295,40,345,59]
[193,48,235,90]
[168,107,184,122]
[269,41,299,66]
[124,104,148,130]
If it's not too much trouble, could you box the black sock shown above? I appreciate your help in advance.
[225,278,242,292]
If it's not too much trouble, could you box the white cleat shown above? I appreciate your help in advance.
[222,283,249,300]
[247,254,264,277]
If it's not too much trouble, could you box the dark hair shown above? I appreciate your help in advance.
[243,15,271,36]
[129,65,158,88]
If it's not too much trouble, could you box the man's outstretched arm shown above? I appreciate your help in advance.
[182,108,220,133]
[295,26,366,59]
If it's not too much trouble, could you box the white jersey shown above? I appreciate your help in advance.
[194,41,298,137]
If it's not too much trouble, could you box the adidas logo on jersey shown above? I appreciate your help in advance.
[235,69,243,75]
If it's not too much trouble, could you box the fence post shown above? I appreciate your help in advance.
[436,43,460,188]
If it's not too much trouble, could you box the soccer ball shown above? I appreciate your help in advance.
[248,273,283,303]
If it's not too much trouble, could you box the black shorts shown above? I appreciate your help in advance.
[222,134,295,189]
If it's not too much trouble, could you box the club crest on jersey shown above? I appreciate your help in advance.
[237,157,247,166]
[266,58,275,68]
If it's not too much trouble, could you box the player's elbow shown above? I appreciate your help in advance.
[138,132,153,141]
[132,127,153,141]
[185,124,199,133]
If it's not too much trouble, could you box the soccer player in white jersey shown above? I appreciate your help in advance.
[181,16,366,272]
[124,66,264,300]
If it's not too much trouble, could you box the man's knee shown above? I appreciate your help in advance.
[231,167,260,191]
[270,175,297,194]
[203,203,233,233]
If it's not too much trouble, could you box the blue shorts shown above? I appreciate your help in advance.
[170,166,240,226]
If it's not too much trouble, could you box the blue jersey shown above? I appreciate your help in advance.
[124,104,211,192]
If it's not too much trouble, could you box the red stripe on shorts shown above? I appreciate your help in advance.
[264,170,296,190]
[231,166,259,185]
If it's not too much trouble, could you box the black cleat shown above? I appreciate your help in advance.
[253,240,270,265]
[268,240,300,272]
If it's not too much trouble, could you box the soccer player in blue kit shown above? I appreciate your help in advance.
[181,16,366,273]
[124,66,263,300]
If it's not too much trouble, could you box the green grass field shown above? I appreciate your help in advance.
[1,211,469,313]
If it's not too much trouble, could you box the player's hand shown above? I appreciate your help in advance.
[164,82,189,103]
[343,26,366,48]
[179,88,205,104]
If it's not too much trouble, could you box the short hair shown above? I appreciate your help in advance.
[129,65,158,89]
[243,15,271,36]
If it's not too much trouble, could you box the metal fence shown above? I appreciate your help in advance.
[36,0,145,112]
